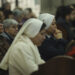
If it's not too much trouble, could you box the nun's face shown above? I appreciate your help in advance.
[47,19,57,34]
[31,29,46,46]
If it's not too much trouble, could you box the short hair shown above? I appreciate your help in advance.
[55,6,73,20]
[24,8,32,16]
[3,19,18,29]
[13,9,23,18]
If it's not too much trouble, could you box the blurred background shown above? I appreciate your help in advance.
[0,0,75,16]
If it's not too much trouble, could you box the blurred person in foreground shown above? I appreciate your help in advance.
[0,18,46,75]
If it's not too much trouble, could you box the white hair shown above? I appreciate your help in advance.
[3,19,18,29]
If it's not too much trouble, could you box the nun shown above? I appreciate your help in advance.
[0,18,46,75]
[38,13,68,61]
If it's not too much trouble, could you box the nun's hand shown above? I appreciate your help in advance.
[54,29,63,39]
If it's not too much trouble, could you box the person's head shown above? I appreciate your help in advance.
[0,23,3,33]
[13,9,24,23]
[56,6,73,21]
[2,2,11,11]
[39,13,56,35]
[3,19,18,37]
[24,8,36,20]
[8,12,14,19]
[17,18,46,46]
[55,6,65,21]
[0,10,5,23]
[30,23,46,46]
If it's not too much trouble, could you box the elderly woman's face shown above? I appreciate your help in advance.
[31,29,46,46]
[0,24,3,33]
[6,25,18,37]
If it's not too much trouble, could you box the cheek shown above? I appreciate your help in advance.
[39,36,44,42]
[50,26,54,31]
[10,29,16,34]
[36,36,42,42]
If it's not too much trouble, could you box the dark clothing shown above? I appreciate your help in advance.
[71,20,75,28]
[1,32,13,44]
[38,35,68,61]
[0,32,13,62]
[0,32,13,75]
[3,10,12,19]
[56,17,75,41]
[0,69,9,75]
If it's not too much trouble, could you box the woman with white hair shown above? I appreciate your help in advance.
[0,19,18,62]
[0,19,18,75]
[0,18,46,75]
[38,13,68,61]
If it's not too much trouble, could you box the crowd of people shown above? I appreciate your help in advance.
[0,2,75,75]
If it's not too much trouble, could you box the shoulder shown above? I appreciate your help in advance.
[0,35,8,45]
[12,41,31,54]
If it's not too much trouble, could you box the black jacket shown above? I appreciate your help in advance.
[38,35,68,61]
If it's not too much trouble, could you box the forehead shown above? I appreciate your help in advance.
[9,24,18,27]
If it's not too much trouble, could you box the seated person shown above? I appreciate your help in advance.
[38,13,68,61]
[56,6,75,41]
[0,18,46,75]
[0,19,18,62]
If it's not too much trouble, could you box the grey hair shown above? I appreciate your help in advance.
[13,9,23,18]
[3,19,18,29]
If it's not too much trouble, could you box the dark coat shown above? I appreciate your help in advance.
[38,35,68,61]
[0,32,13,62]
[0,32,13,75]
[56,17,75,41]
